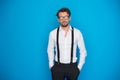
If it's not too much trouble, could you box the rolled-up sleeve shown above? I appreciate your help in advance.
[77,30,87,70]
[47,32,55,69]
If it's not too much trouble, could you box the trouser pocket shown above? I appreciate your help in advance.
[74,64,80,75]
[51,65,56,72]
[76,66,80,73]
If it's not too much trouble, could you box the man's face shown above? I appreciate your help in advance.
[58,12,70,27]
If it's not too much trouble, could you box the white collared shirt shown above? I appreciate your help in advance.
[47,26,87,70]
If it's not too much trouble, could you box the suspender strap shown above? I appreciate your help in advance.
[70,27,74,63]
[56,27,60,63]
[56,27,74,64]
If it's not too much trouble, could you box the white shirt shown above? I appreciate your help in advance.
[47,26,87,70]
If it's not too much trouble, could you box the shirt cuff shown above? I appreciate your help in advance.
[49,63,54,69]
[78,64,82,71]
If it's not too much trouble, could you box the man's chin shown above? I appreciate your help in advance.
[62,25,67,27]
[61,24,69,27]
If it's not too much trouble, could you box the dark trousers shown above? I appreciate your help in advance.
[51,62,80,80]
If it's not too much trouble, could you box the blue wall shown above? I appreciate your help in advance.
[0,0,120,80]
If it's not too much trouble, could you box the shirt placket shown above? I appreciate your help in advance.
[63,31,68,60]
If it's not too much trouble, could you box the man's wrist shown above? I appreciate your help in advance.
[49,64,54,69]
[78,65,82,71]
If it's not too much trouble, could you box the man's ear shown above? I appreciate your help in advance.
[69,17,71,21]
[57,18,60,22]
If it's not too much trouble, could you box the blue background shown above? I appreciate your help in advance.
[0,0,120,80]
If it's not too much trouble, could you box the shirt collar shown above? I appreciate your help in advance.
[59,25,72,31]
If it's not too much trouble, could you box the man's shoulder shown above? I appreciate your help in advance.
[73,27,82,34]
[49,27,58,35]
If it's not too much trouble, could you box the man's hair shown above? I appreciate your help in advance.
[56,8,71,18]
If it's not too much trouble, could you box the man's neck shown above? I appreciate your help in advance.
[61,25,70,32]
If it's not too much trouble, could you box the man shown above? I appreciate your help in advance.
[47,8,87,80]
